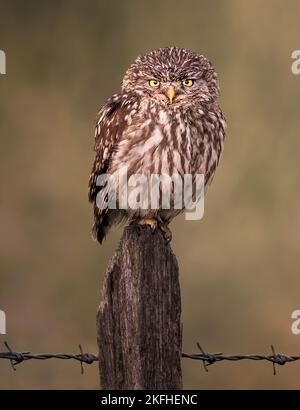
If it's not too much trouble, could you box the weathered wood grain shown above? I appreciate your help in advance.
[97,224,182,390]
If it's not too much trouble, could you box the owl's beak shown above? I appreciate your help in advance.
[167,86,175,104]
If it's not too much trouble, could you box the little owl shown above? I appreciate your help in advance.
[88,47,226,243]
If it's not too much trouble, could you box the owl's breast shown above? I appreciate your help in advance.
[109,104,225,185]
[111,108,197,177]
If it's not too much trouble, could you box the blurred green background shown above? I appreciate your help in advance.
[1,0,300,389]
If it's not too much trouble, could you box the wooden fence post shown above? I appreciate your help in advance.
[97,224,182,390]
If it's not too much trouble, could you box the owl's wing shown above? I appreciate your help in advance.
[88,93,128,243]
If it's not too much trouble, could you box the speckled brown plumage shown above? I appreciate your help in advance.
[89,47,226,243]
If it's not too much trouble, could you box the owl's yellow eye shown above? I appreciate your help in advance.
[182,79,194,87]
[149,79,160,88]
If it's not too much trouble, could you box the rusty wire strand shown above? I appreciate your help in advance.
[0,341,299,375]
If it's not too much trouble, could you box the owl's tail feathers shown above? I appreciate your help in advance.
[92,225,105,244]
[92,208,125,244]
[92,213,110,244]
[92,208,125,243]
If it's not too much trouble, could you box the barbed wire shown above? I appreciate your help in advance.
[182,343,299,375]
[0,341,299,375]
[0,342,98,374]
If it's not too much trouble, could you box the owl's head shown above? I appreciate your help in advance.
[122,47,220,109]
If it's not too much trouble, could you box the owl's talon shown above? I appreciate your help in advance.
[135,218,171,242]
[158,221,172,244]
[150,223,158,234]
[136,218,158,233]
